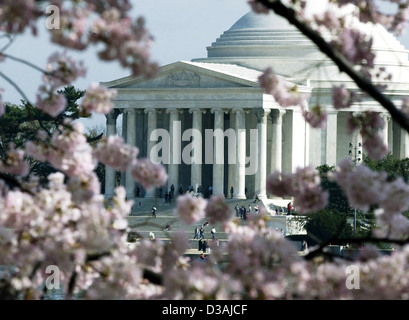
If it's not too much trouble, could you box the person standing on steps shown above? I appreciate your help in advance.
[151,205,157,218]
[199,225,205,239]
[193,226,199,239]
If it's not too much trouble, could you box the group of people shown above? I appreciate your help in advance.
[273,202,293,215]
[193,222,216,240]
[163,184,204,203]
[234,203,260,220]
[193,222,218,253]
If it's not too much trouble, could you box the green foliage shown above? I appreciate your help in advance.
[364,153,409,182]
[0,86,91,184]
[305,209,354,245]
[316,164,351,214]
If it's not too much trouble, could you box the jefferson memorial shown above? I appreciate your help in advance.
[102,8,409,202]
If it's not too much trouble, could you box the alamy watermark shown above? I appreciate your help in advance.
[149,121,260,175]
[345,265,360,290]
[45,5,60,30]
[45,265,60,290]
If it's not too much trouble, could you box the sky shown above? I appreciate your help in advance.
[1,0,408,129]
[0,1,250,103]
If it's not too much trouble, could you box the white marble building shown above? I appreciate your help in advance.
[102,9,409,201]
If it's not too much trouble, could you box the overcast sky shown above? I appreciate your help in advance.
[1,0,408,128]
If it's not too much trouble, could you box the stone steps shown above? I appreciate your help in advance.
[125,197,305,248]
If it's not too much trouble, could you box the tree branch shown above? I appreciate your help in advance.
[257,0,409,133]
[0,71,31,104]
[0,172,35,195]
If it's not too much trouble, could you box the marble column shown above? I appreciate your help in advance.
[380,112,391,150]
[211,107,225,196]
[233,108,246,199]
[270,109,286,174]
[167,107,181,192]
[189,108,204,193]
[104,109,119,198]
[125,108,136,200]
[228,111,236,197]
[255,108,270,199]
[321,110,338,166]
[145,108,158,198]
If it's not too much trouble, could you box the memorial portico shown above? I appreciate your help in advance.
[101,9,409,204]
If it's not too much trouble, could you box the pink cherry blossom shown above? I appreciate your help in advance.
[174,194,207,225]
[130,158,167,191]
[267,166,328,213]
[333,160,388,211]
[248,0,270,14]
[332,85,352,110]
[313,8,342,31]
[49,6,89,50]
[258,67,307,108]
[302,105,327,129]
[0,0,41,35]
[0,143,29,176]
[330,28,375,69]
[89,8,158,78]
[379,177,409,215]
[93,135,138,171]
[81,83,117,114]
[266,170,295,198]
[36,91,67,118]
[205,195,233,225]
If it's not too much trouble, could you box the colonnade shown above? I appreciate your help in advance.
[104,106,286,201]
[105,108,403,201]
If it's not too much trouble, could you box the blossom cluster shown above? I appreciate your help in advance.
[258,67,306,108]
[347,111,388,160]
[0,143,29,177]
[36,51,87,117]
[266,165,329,213]
[332,158,409,238]
[174,194,232,226]
[81,83,117,115]
[253,0,408,155]
[93,135,139,171]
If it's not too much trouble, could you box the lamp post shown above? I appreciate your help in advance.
[348,141,363,237]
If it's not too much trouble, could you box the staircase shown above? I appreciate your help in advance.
[126,196,306,255]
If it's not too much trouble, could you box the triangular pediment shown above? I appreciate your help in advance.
[102,61,262,90]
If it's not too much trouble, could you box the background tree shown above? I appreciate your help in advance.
[0,86,91,184]
[304,209,353,245]
[364,153,409,183]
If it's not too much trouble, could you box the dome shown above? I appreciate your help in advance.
[192,8,409,89]
[193,10,321,76]
[228,10,293,31]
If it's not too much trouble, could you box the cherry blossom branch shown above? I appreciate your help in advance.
[0,34,15,53]
[142,269,163,285]
[0,53,51,77]
[256,0,409,133]
[0,71,31,104]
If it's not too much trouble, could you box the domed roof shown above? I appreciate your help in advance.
[228,10,293,31]
[193,10,314,74]
[192,7,409,88]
